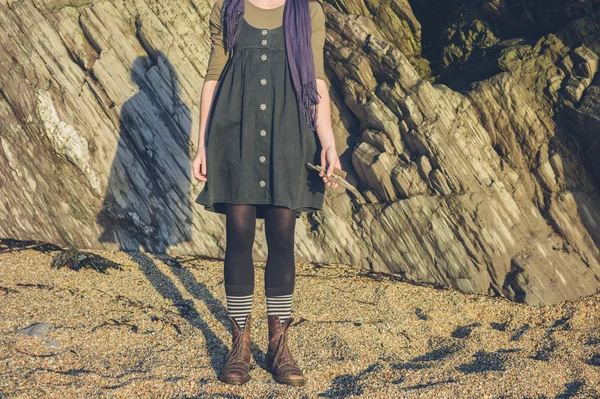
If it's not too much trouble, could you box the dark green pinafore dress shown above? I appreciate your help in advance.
[195,17,326,219]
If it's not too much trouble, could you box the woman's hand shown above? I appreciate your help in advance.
[192,147,207,182]
[319,144,341,188]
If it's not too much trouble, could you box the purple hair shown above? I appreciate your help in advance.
[221,0,321,131]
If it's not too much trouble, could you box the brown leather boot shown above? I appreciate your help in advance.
[218,314,252,385]
[265,315,307,386]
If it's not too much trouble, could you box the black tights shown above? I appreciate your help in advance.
[223,204,296,297]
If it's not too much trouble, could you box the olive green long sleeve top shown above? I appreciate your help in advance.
[204,0,326,82]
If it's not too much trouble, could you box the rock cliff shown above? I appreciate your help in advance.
[0,0,599,305]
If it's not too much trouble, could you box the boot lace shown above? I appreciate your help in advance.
[225,330,247,365]
[273,330,299,371]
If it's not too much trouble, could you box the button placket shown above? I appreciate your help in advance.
[257,29,270,191]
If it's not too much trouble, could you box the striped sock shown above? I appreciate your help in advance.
[266,294,293,325]
[226,294,253,329]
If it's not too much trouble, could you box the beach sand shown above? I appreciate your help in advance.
[1,247,599,398]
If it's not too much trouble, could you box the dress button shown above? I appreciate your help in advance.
[260,129,266,136]
[260,79,267,85]
[262,29,268,35]
[261,54,267,61]
[259,180,266,187]
[260,104,266,110]
[259,155,266,162]
[261,39,267,45]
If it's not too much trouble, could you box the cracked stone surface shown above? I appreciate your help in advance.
[1,0,599,305]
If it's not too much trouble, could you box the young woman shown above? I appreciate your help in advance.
[192,0,341,386]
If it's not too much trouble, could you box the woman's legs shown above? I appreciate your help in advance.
[224,204,257,329]
[263,205,297,325]
[262,206,306,386]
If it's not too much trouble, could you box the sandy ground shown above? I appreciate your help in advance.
[1,247,600,399]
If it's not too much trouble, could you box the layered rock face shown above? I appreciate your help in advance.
[0,0,598,305]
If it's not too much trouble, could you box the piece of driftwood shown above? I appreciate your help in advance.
[306,162,365,203]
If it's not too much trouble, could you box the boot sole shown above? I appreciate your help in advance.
[274,375,307,386]
[218,373,250,385]
[266,366,307,386]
